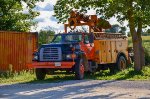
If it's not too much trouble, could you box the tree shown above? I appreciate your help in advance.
[54,0,150,71]
[119,26,127,35]
[0,0,41,32]
[106,24,120,33]
[106,24,126,35]
[146,29,150,36]
[38,30,55,46]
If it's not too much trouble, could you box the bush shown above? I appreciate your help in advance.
[145,48,150,65]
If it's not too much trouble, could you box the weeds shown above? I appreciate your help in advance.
[0,70,35,84]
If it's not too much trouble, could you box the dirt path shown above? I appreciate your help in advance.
[0,80,150,99]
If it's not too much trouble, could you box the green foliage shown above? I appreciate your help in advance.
[144,44,150,65]
[142,29,150,36]
[147,29,150,35]
[145,49,150,65]
[54,0,150,27]
[38,30,55,46]
[105,24,126,34]
[0,0,42,32]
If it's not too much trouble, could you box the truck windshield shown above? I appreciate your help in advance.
[52,35,62,43]
[52,34,82,43]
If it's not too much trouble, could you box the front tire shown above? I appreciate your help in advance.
[35,68,46,80]
[75,59,85,80]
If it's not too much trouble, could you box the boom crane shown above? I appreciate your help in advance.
[64,10,111,33]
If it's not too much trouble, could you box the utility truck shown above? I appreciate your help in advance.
[28,11,133,80]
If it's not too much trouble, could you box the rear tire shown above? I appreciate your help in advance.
[75,59,85,80]
[35,68,46,80]
[117,56,127,71]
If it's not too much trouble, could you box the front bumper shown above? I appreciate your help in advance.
[28,61,75,69]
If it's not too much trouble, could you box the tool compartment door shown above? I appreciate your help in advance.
[99,41,107,63]
[111,40,117,63]
[106,40,112,63]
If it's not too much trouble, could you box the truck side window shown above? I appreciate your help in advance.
[84,35,89,44]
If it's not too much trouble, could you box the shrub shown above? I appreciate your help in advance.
[145,48,150,65]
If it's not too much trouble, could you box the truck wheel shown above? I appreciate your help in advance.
[117,56,127,71]
[35,68,46,80]
[88,61,98,73]
[75,59,85,80]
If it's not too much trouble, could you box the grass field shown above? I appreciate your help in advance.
[0,36,150,84]
[128,36,150,46]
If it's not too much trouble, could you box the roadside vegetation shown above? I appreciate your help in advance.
[0,36,150,84]
[89,66,150,80]
[1,66,150,84]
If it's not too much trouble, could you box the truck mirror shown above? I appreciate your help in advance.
[84,40,89,44]
[89,33,94,43]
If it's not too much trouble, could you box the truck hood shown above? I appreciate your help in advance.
[39,42,79,52]
[40,42,78,47]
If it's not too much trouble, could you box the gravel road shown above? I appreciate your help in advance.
[0,80,150,99]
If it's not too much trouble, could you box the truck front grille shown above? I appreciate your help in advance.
[40,47,62,61]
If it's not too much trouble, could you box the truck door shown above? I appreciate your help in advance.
[80,34,94,59]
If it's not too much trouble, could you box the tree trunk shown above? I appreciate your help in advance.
[127,3,144,71]
[132,34,142,71]
[138,36,145,67]
[137,18,145,67]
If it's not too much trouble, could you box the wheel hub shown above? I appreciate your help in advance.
[80,64,84,75]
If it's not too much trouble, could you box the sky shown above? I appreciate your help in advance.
[32,0,63,32]
[32,0,123,33]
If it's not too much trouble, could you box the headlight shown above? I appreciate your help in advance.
[66,54,72,59]
[66,54,76,59]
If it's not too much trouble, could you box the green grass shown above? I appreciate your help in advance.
[0,36,150,84]
[128,36,150,47]
[0,66,150,84]
[0,70,35,84]
[86,66,150,80]
[0,70,75,84]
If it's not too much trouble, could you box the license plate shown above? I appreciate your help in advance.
[55,62,61,66]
